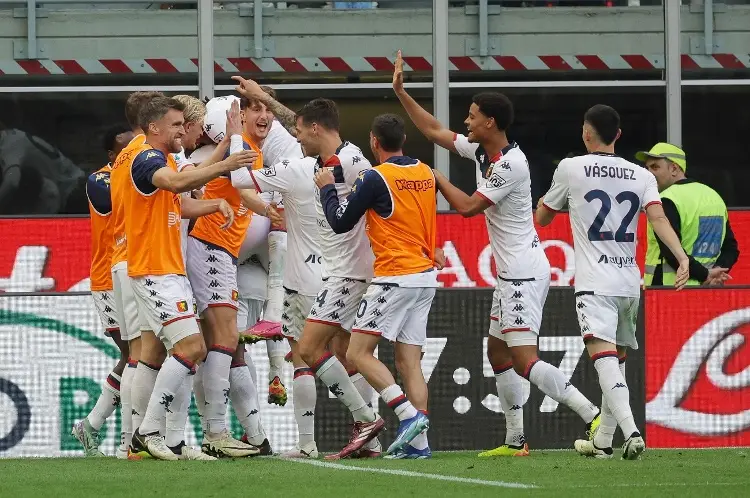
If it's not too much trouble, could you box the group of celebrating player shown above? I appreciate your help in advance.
[72,50,689,462]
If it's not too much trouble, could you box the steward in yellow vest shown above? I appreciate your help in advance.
[636,143,739,286]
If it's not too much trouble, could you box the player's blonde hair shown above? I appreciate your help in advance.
[172,95,207,124]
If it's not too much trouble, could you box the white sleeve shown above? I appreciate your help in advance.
[262,121,303,167]
[475,158,526,205]
[453,133,480,161]
[541,161,570,212]
[250,159,295,194]
[187,144,216,166]
[229,135,255,188]
[642,171,662,209]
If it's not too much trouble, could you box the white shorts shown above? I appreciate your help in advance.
[186,237,239,315]
[130,274,199,348]
[307,277,369,331]
[237,298,265,331]
[112,264,142,341]
[91,290,119,337]
[575,293,640,350]
[488,276,550,348]
[282,288,316,342]
[352,284,436,347]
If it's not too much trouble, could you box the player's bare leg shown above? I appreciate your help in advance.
[478,336,528,457]
[383,342,432,459]
[132,328,205,461]
[331,331,381,458]
[72,330,128,458]
[580,339,643,460]
[299,321,382,459]
[346,332,420,457]
[281,338,319,459]
[199,306,259,457]
[230,343,272,455]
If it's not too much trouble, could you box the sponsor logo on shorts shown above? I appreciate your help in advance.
[176,300,189,312]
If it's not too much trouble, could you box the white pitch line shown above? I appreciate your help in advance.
[283,457,536,489]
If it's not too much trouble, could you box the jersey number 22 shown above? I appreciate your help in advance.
[585,189,639,243]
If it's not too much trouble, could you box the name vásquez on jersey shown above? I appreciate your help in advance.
[584,165,635,180]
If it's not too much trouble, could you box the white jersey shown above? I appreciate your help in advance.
[262,120,303,167]
[248,156,322,296]
[314,142,375,281]
[542,153,661,298]
[453,134,549,280]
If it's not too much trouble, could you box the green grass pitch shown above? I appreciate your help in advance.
[1,449,749,497]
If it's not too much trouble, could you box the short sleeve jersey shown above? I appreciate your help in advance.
[542,153,661,297]
[453,134,549,280]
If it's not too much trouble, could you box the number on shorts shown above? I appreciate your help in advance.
[316,289,328,307]
[356,300,368,319]
[584,189,639,243]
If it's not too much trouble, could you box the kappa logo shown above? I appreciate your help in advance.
[329,312,340,321]
[499,160,511,171]
[511,281,523,287]
[145,278,155,287]
[149,290,157,297]
[328,383,344,397]
[210,293,221,301]
[159,312,169,321]
[206,255,219,263]
[366,320,378,328]
[160,393,175,413]
[208,280,220,288]
[333,299,346,309]
[577,301,586,309]
[154,300,164,308]
[303,411,314,417]
[104,306,113,313]
[101,293,109,301]
[373,309,383,317]
[341,287,350,295]
[107,317,117,325]
[377,296,387,304]
[512,304,524,312]
[514,317,525,326]
[207,267,219,276]
[512,291,523,299]
[281,312,290,321]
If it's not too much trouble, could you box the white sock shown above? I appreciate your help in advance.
[243,350,259,388]
[313,353,374,422]
[265,231,286,322]
[350,371,377,409]
[527,360,598,424]
[86,372,121,431]
[230,363,266,445]
[494,364,525,447]
[292,368,317,446]
[202,347,233,435]
[165,373,192,448]
[131,361,159,433]
[593,358,625,449]
[594,354,639,438]
[119,360,137,450]
[380,384,418,422]
[267,340,286,381]
[192,364,208,434]
[139,355,194,435]
[409,419,429,450]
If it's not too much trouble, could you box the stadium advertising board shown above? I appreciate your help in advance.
[2,213,750,292]
[645,288,750,448]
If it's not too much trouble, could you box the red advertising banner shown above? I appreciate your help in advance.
[645,288,750,448]
[0,212,748,292]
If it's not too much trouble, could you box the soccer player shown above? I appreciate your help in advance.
[314,113,442,458]
[110,91,163,459]
[125,96,256,460]
[225,121,324,458]
[536,105,689,460]
[72,124,134,458]
[187,97,278,457]
[295,98,385,459]
[392,51,601,456]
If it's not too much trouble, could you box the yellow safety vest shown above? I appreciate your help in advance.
[644,181,728,286]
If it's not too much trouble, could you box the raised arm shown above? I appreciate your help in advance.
[151,150,257,193]
[232,76,297,136]
[393,50,457,153]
